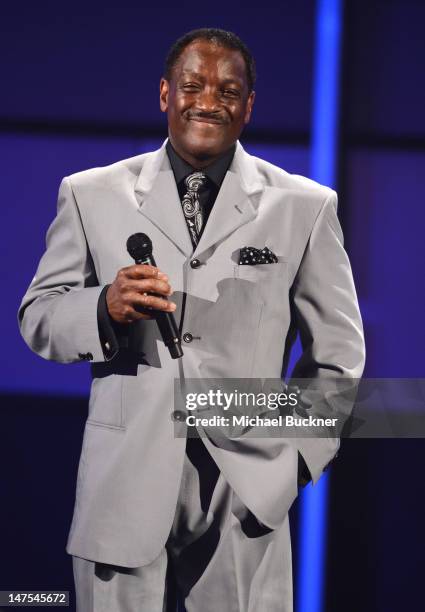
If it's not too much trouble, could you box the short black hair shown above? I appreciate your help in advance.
[164,28,256,92]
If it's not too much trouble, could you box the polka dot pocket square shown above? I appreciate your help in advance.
[239,246,279,265]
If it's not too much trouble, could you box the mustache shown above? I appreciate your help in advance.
[185,110,228,123]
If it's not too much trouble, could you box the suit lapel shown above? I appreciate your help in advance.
[192,172,255,257]
[134,139,264,259]
[134,141,193,257]
[193,142,264,258]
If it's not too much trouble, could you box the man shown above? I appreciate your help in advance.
[18,28,365,612]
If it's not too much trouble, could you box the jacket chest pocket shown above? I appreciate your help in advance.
[232,261,288,306]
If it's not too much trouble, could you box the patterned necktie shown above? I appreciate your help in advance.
[181,172,207,248]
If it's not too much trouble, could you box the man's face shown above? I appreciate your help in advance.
[160,39,255,167]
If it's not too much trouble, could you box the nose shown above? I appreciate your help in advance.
[195,87,221,113]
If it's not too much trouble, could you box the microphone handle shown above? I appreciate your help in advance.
[135,255,183,359]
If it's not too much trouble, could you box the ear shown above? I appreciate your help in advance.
[244,90,256,125]
[159,78,169,113]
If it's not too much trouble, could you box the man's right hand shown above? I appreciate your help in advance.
[106,265,176,324]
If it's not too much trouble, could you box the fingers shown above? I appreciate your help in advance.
[123,293,176,322]
[133,291,176,311]
[116,295,176,322]
[120,264,168,281]
[117,266,172,300]
[106,265,177,324]
[134,293,176,315]
[132,277,173,297]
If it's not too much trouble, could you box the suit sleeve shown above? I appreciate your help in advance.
[97,284,129,358]
[18,176,120,364]
[289,190,366,484]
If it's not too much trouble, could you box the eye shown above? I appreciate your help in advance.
[222,89,240,98]
[181,83,201,92]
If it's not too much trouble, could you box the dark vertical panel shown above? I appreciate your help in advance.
[345,150,425,377]
[0,394,87,605]
[326,439,425,612]
[344,0,425,137]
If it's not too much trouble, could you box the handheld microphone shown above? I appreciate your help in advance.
[126,233,183,359]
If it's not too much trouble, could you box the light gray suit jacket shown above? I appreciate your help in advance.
[18,139,365,567]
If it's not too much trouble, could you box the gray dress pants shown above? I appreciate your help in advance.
[72,435,293,612]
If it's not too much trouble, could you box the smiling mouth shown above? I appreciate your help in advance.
[188,116,225,125]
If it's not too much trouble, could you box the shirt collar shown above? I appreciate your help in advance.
[166,140,236,189]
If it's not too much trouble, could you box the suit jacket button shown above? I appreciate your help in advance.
[171,410,187,422]
[183,332,193,343]
[190,259,201,269]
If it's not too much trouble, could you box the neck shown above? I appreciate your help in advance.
[168,138,234,169]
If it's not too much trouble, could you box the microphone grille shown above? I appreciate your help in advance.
[126,233,152,261]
